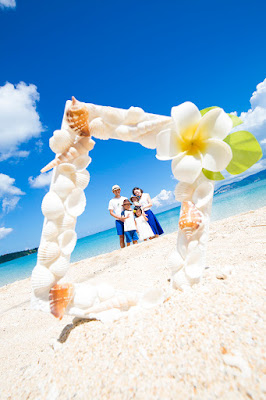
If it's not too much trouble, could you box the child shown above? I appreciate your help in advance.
[121,199,139,246]
[130,195,140,207]
[134,206,154,241]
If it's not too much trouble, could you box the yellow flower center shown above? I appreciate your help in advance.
[177,124,207,156]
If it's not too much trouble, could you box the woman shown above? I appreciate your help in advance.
[132,187,164,237]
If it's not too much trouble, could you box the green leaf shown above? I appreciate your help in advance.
[202,168,225,181]
[224,131,263,175]
[200,106,218,117]
[227,114,243,128]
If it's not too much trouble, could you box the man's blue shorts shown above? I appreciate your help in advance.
[116,220,124,235]
[125,230,138,243]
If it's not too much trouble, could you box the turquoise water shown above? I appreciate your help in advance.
[0,179,265,287]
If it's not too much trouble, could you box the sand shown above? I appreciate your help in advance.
[0,207,265,399]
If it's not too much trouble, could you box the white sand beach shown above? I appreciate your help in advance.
[0,207,265,399]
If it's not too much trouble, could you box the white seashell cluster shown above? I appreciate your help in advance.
[32,109,94,303]
[49,129,76,154]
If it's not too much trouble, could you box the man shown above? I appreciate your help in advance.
[108,185,127,248]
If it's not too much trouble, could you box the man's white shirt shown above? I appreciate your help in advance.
[108,196,127,219]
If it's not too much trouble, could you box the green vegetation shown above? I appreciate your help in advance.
[0,248,38,265]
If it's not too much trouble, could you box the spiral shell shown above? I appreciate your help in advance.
[31,264,56,295]
[75,170,90,190]
[58,229,77,255]
[175,182,194,202]
[41,191,65,220]
[41,137,94,173]
[49,283,75,320]
[65,188,86,217]
[38,241,60,265]
[49,129,75,154]
[49,255,70,277]
[84,292,139,315]
[66,97,90,137]
[178,201,203,240]
[51,174,75,199]
[42,220,59,241]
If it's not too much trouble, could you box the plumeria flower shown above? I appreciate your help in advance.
[156,102,233,183]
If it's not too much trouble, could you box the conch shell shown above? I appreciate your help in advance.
[41,137,95,173]
[178,201,203,240]
[49,283,74,320]
[66,96,90,137]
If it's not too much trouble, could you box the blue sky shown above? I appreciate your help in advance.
[0,0,265,255]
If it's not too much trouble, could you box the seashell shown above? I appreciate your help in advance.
[31,264,56,295]
[74,170,90,190]
[124,106,145,124]
[42,220,59,241]
[192,181,214,210]
[84,292,139,315]
[115,125,130,140]
[97,283,115,302]
[58,229,77,255]
[41,191,65,220]
[222,354,251,378]
[140,288,165,309]
[51,174,75,199]
[138,131,157,149]
[58,163,76,175]
[65,188,86,217]
[168,250,184,274]
[41,137,94,173]
[179,201,203,240]
[56,214,76,232]
[38,241,60,265]
[49,283,74,320]
[49,255,70,277]
[175,182,194,202]
[89,117,113,140]
[72,283,98,309]
[49,129,75,154]
[103,106,125,125]
[65,96,90,136]
[72,154,92,172]
[172,269,191,291]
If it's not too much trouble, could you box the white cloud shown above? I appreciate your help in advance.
[0,173,24,196]
[0,173,24,214]
[152,189,176,208]
[29,171,53,188]
[0,0,16,9]
[237,78,266,144]
[2,196,20,213]
[0,227,13,240]
[0,82,43,160]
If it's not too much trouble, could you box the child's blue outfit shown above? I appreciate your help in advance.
[121,209,139,243]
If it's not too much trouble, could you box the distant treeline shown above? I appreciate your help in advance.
[0,248,38,265]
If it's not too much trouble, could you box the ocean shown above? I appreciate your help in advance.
[0,177,265,287]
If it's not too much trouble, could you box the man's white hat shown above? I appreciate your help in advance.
[112,184,121,191]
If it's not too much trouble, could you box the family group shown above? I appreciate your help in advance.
[108,185,164,248]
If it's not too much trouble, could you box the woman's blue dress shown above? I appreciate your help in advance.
[144,209,164,236]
